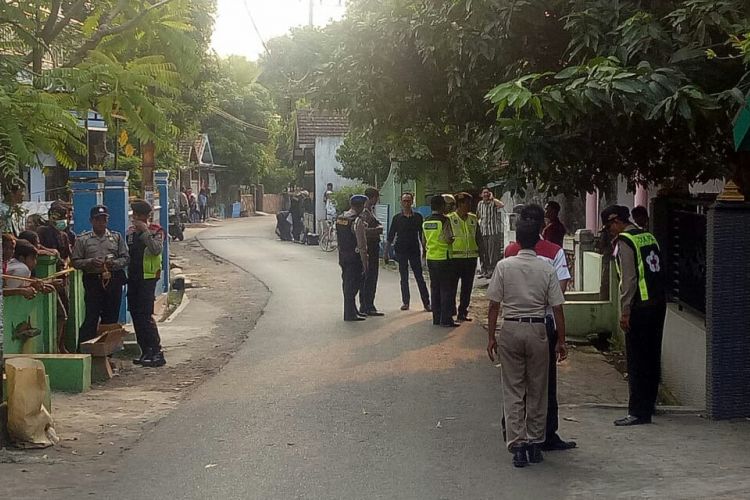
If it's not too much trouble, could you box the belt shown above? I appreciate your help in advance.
[503,317,545,324]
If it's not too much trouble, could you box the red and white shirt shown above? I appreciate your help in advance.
[505,239,570,318]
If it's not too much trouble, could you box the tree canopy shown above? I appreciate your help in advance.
[260,0,750,195]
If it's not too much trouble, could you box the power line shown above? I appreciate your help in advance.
[208,105,269,134]
[242,0,271,58]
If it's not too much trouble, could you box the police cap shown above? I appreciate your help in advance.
[90,205,109,218]
[131,199,153,215]
[350,194,368,206]
[600,205,631,226]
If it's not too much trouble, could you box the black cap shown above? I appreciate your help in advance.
[600,205,630,226]
[131,199,153,215]
[90,205,109,218]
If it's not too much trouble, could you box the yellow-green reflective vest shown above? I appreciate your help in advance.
[615,229,665,304]
[448,212,479,258]
[423,216,449,261]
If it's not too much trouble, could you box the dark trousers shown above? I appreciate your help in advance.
[79,272,126,345]
[449,257,477,318]
[396,251,430,307]
[128,278,162,354]
[341,260,364,320]
[427,260,454,325]
[545,318,559,439]
[626,303,667,418]
[360,240,381,312]
[292,215,303,241]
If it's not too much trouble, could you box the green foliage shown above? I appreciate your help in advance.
[335,130,391,185]
[0,0,217,186]
[201,57,277,185]
[331,184,368,213]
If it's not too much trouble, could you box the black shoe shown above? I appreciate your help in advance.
[132,348,151,366]
[400,304,409,311]
[614,415,651,426]
[457,315,473,322]
[541,436,577,451]
[345,317,366,322]
[366,311,385,317]
[423,304,432,312]
[527,444,544,463]
[512,447,529,468]
[357,311,367,317]
[441,322,460,328]
[142,350,166,368]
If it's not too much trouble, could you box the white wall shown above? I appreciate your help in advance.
[314,136,360,222]
[662,304,707,408]
[28,167,46,202]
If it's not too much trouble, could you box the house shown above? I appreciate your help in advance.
[294,109,359,224]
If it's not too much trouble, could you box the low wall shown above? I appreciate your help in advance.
[582,252,603,293]
[662,304,706,408]
[263,194,283,214]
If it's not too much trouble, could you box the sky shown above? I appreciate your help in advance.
[211,0,346,61]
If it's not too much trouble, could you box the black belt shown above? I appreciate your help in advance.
[503,317,545,324]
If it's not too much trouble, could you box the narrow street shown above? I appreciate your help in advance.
[78,217,749,499]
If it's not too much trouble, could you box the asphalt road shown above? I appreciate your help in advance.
[99,216,559,499]
[92,217,750,499]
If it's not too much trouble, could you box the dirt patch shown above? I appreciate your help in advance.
[0,228,270,499]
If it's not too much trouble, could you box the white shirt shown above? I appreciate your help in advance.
[5,258,32,289]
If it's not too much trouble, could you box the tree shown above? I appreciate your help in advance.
[0,0,217,184]
[201,56,278,186]
[485,0,750,194]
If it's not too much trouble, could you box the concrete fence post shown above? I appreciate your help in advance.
[104,170,130,324]
[70,171,105,234]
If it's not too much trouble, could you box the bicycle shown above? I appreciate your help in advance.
[319,218,338,252]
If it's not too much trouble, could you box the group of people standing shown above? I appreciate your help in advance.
[179,186,209,223]
[485,201,665,468]
[2,182,168,368]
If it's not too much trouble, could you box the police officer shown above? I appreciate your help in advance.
[71,205,129,346]
[423,195,457,327]
[359,187,385,316]
[448,192,481,322]
[127,200,166,367]
[337,195,369,322]
[601,205,667,426]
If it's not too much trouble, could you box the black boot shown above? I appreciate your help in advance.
[511,446,529,468]
[143,349,166,368]
[527,443,544,464]
[133,347,151,366]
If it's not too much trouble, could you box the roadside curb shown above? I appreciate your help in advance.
[561,402,704,415]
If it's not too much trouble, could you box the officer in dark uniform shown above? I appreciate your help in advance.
[127,200,167,367]
[359,187,384,316]
[71,205,129,346]
[337,195,369,322]
[602,205,667,426]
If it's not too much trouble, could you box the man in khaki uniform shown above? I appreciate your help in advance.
[486,219,566,468]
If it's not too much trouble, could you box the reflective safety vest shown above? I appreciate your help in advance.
[448,212,479,258]
[336,212,359,265]
[615,228,666,305]
[423,215,450,261]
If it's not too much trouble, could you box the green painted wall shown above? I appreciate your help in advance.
[3,257,85,355]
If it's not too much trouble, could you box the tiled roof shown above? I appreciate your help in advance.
[177,135,210,166]
[295,109,349,146]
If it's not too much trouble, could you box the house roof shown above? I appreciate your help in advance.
[177,134,215,168]
[295,109,349,147]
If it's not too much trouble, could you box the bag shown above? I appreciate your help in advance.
[306,233,319,245]
[6,358,58,448]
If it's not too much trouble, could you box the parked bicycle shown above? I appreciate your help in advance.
[319,219,337,252]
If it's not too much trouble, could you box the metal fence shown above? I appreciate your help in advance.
[655,197,710,315]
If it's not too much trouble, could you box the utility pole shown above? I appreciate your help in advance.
[308,0,314,26]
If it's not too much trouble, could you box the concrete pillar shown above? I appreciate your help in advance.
[155,171,170,294]
[573,229,594,291]
[104,170,130,324]
[70,171,105,233]
[585,190,599,232]
[706,202,750,419]
[634,184,649,210]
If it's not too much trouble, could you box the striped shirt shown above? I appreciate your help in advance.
[476,200,503,236]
